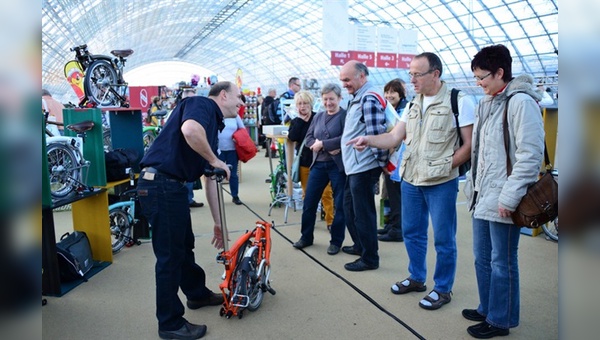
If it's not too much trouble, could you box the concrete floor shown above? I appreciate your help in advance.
[42,153,558,340]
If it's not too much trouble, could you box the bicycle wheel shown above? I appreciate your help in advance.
[245,247,265,311]
[84,59,119,107]
[542,217,558,242]
[109,208,132,253]
[47,143,79,198]
[142,130,156,154]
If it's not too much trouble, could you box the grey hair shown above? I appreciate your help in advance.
[321,83,342,97]
[354,62,369,77]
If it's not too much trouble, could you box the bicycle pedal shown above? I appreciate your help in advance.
[231,294,249,308]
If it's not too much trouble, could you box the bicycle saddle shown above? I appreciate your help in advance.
[111,49,134,58]
[67,120,95,133]
[152,110,168,118]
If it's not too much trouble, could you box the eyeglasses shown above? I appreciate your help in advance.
[294,82,301,87]
[474,73,492,82]
[408,70,435,78]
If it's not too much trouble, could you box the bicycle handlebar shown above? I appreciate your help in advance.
[204,165,232,182]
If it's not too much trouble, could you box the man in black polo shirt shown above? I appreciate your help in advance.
[137,81,242,340]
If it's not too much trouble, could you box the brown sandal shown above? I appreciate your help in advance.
[391,278,427,295]
[419,290,452,310]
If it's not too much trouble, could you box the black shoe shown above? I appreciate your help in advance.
[463,309,486,322]
[378,232,404,242]
[377,224,392,235]
[327,244,340,255]
[158,321,207,339]
[341,245,361,256]
[467,321,509,339]
[344,259,378,271]
[186,291,223,310]
[189,201,204,208]
[293,239,313,249]
[232,197,242,205]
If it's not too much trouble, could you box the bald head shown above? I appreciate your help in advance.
[340,60,369,95]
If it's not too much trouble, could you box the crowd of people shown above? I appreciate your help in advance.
[45,43,546,339]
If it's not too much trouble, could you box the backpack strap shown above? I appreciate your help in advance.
[366,91,386,109]
[451,88,462,145]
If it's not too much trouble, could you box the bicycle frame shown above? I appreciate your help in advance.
[206,167,275,319]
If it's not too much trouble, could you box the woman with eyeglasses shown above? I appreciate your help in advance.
[464,44,544,339]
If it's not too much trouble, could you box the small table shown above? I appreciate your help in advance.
[265,133,297,223]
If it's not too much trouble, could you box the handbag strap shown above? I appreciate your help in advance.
[502,93,551,177]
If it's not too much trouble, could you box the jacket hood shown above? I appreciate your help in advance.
[504,74,542,101]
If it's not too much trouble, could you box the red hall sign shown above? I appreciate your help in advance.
[398,54,416,69]
[376,53,397,68]
[349,51,375,67]
[330,51,350,66]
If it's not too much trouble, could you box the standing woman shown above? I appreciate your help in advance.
[218,111,246,205]
[287,91,335,227]
[292,84,347,255]
[464,44,544,338]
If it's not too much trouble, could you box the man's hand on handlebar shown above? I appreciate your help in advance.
[209,159,231,180]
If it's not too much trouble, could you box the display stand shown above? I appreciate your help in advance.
[266,133,297,223]
[243,94,259,145]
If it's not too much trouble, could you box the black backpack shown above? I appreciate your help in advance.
[267,97,282,125]
[56,231,94,282]
[105,148,139,182]
[450,88,471,177]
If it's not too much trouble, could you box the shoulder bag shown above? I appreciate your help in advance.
[503,94,558,228]
[232,127,257,163]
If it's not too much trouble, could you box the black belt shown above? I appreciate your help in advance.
[141,167,185,183]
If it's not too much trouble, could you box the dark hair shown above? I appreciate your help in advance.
[288,77,300,87]
[383,78,406,99]
[471,44,513,82]
[42,89,51,96]
[208,81,234,97]
[415,52,443,77]
[354,62,369,77]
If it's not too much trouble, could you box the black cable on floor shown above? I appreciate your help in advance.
[225,186,426,340]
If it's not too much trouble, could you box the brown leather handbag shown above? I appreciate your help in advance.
[503,95,558,228]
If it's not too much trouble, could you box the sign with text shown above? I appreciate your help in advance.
[349,51,375,67]
[377,27,398,53]
[398,54,416,69]
[399,29,419,54]
[377,53,397,68]
[322,0,349,51]
[352,25,377,52]
[330,51,351,66]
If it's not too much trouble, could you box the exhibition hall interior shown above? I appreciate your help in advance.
[41,1,558,339]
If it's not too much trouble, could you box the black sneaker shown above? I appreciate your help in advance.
[344,258,378,271]
[158,321,207,339]
[467,321,509,338]
[341,245,361,256]
[462,308,486,322]
[189,201,204,208]
[232,197,242,205]
[186,291,223,310]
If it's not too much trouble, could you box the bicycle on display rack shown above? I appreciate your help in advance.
[66,44,133,108]
[541,169,558,242]
[142,109,169,153]
[108,172,143,253]
[45,112,95,200]
[205,167,276,319]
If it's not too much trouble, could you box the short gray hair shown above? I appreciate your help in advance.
[321,83,342,98]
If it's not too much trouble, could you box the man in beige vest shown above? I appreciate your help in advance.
[347,52,475,310]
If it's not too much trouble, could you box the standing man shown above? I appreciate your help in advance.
[347,52,475,309]
[339,60,388,271]
[137,81,241,340]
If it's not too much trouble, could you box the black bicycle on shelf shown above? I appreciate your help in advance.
[68,44,133,108]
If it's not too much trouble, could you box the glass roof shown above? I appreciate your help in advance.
[42,0,558,102]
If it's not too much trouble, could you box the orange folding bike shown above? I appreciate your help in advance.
[206,168,276,319]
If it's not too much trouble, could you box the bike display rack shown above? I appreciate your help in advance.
[42,108,144,296]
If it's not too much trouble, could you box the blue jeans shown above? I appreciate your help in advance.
[401,178,458,293]
[344,167,382,267]
[300,161,346,247]
[137,174,212,331]
[472,218,521,329]
[218,150,239,198]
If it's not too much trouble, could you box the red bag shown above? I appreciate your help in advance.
[232,128,257,163]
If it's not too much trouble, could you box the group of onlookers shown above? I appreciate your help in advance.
[128,43,545,339]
